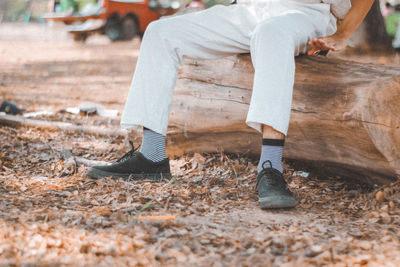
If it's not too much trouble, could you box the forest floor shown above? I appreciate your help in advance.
[1,23,400,266]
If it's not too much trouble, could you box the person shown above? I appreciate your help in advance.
[382,2,393,17]
[385,4,400,52]
[87,0,374,209]
[187,0,206,9]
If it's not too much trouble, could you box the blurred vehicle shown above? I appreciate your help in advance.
[43,0,181,42]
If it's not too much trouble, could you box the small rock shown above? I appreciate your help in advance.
[155,252,170,262]
[381,235,392,242]
[246,248,256,254]
[376,191,384,201]
[381,205,389,212]
[380,213,392,224]
[393,198,400,204]
[358,241,372,250]
[80,243,91,254]
[316,250,332,261]
[271,249,283,256]
[293,171,309,178]
[305,245,323,257]
[353,255,371,265]
[105,246,117,257]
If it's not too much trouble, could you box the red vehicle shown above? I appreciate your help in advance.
[44,0,180,42]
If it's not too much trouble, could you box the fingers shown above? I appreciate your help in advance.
[318,39,335,51]
[308,38,335,56]
[307,48,318,56]
[308,38,321,55]
[307,38,323,55]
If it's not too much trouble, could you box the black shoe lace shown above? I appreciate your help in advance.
[255,160,287,191]
[115,141,140,163]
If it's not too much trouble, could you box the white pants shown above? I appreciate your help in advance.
[393,22,400,49]
[121,0,337,136]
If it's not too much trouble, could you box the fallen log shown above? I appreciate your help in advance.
[165,55,400,185]
[1,56,398,185]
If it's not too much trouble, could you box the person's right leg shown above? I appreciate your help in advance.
[393,22,400,51]
[87,4,258,180]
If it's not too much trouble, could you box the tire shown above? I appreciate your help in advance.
[122,16,138,41]
[105,16,122,42]
[73,33,88,43]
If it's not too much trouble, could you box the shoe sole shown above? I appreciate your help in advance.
[259,195,296,209]
[86,167,172,182]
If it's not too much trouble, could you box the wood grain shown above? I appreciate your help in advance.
[164,55,400,184]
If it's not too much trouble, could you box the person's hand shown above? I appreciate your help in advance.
[307,33,349,55]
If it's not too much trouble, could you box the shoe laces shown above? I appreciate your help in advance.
[255,160,287,191]
[116,141,140,163]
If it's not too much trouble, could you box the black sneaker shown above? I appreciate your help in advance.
[86,142,171,181]
[256,161,296,209]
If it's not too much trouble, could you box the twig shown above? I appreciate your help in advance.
[138,215,175,220]
[74,157,110,167]
[61,148,110,167]
[0,114,127,137]
[120,207,138,213]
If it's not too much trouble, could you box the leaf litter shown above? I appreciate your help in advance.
[1,23,400,266]
[1,125,400,266]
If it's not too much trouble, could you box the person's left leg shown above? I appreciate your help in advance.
[248,2,335,208]
[393,22,400,51]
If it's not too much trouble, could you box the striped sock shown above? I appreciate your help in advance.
[257,139,284,173]
[140,128,166,162]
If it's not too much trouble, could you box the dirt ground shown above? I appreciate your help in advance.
[1,23,400,266]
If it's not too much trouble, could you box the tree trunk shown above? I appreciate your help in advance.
[160,55,400,185]
[352,0,392,49]
[365,0,392,46]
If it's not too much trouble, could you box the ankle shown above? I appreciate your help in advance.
[140,128,167,162]
[257,138,284,173]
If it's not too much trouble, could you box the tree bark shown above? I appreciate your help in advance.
[364,0,392,47]
[162,55,400,185]
[352,0,392,49]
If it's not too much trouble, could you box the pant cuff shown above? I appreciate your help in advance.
[120,119,167,136]
[246,118,288,136]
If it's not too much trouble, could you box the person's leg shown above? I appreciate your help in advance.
[259,125,285,173]
[120,4,257,135]
[249,2,335,169]
[140,127,166,162]
[250,2,335,208]
[393,22,400,51]
[121,5,257,164]
[87,4,258,180]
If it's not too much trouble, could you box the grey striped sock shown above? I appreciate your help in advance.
[257,139,284,173]
[140,128,166,162]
